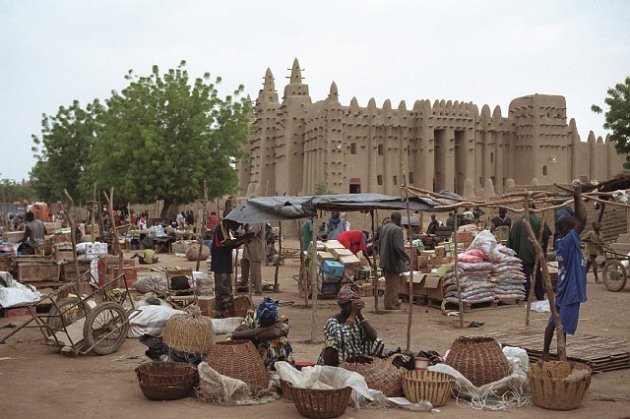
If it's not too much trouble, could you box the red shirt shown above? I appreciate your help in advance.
[207,214,220,231]
[337,230,367,255]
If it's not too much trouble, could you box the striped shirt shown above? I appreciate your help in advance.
[317,316,384,364]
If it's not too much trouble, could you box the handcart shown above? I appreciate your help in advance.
[0,270,137,355]
[601,244,629,292]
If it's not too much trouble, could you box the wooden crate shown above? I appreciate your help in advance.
[17,262,61,283]
[62,261,91,281]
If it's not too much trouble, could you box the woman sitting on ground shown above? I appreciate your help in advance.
[317,287,384,366]
[230,297,294,369]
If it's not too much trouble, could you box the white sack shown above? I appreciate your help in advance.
[0,277,41,308]
[127,304,183,337]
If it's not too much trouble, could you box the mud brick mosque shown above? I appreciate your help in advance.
[238,59,623,198]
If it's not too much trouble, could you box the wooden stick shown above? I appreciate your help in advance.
[309,220,319,342]
[63,189,80,287]
[453,208,464,328]
[297,219,308,307]
[196,181,208,272]
[274,221,282,292]
[371,210,379,313]
[403,176,414,351]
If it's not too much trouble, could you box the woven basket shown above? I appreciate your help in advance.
[528,361,591,410]
[206,340,269,394]
[280,379,293,400]
[401,370,455,407]
[340,355,402,396]
[163,314,214,354]
[289,383,352,419]
[135,361,199,400]
[445,336,509,387]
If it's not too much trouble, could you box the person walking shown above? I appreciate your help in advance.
[378,212,410,310]
[583,221,604,283]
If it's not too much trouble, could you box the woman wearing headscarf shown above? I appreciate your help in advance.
[231,297,294,369]
[317,287,384,366]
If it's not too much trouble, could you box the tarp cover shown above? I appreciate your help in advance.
[225,193,441,224]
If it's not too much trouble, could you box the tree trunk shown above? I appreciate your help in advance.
[160,199,175,220]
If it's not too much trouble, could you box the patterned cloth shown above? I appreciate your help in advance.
[317,317,384,365]
[214,272,233,315]
[241,311,294,369]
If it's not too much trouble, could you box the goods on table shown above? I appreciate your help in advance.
[528,361,591,410]
[205,340,269,394]
[445,336,510,387]
[401,370,455,407]
[135,361,199,400]
[340,355,402,397]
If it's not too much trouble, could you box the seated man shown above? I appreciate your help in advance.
[131,248,159,264]
[318,288,384,366]
[230,297,294,369]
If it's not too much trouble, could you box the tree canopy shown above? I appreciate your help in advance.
[31,61,251,215]
[592,76,630,168]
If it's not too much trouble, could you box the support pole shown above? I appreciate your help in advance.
[274,221,282,292]
[196,181,208,272]
[297,219,308,307]
[453,209,464,328]
[309,221,318,342]
[403,176,414,351]
[370,210,379,313]
[63,190,80,285]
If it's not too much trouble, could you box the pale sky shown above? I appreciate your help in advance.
[1,0,629,181]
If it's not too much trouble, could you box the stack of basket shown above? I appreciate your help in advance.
[444,336,510,387]
[205,340,269,395]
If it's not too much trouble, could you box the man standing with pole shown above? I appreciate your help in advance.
[378,212,410,310]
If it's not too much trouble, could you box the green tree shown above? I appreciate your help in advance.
[592,76,630,168]
[30,100,101,201]
[0,178,36,203]
[82,61,251,217]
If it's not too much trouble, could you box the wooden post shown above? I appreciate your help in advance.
[103,188,122,269]
[370,210,379,313]
[524,194,535,325]
[196,181,208,272]
[309,222,318,342]
[63,190,80,286]
[297,219,308,307]
[521,211,566,360]
[0,184,7,230]
[453,208,464,328]
[403,176,414,351]
[274,221,282,292]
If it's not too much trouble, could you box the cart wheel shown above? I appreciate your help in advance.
[83,302,129,355]
[45,297,90,339]
[603,261,627,292]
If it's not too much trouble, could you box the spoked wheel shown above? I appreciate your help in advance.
[83,302,129,355]
[45,297,90,340]
[603,261,627,292]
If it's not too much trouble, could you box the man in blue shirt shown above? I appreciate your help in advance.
[542,185,587,361]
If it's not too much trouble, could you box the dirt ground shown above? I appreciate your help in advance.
[1,242,629,419]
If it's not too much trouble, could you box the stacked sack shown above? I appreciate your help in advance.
[467,230,526,301]
[443,249,496,305]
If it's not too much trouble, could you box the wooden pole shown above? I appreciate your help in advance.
[309,222,318,342]
[103,188,122,269]
[370,210,379,313]
[0,184,7,230]
[273,221,282,292]
[453,208,464,328]
[403,176,414,351]
[196,181,208,272]
[524,194,535,325]
[297,219,308,307]
[63,190,80,286]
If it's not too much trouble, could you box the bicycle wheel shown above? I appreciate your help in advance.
[45,297,90,339]
[603,261,627,292]
[83,302,129,355]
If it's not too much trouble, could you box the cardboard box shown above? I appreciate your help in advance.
[425,274,444,300]
[434,245,447,258]
[399,272,427,296]
[323,240,345,251]
[338,254,361,266]
[316,251,335,262]
[331,248,353,259]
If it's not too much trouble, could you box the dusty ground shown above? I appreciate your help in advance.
[1,241,629,419]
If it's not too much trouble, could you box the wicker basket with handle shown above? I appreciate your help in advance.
[528,361,591,410]
[444,336,509,387]
[206,340,269,394]
[401,370,455,407]
[340,355,403,396]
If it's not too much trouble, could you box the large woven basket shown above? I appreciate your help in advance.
[445,336,509,387]
[401,370,455,407]
[135,361,199,400]
[163,314,215,354]
[289,383,352,419]
[206,340,269,394]
[528,361,591,410]
[340,355,402,396]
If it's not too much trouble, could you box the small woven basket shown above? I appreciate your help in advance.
[340,355,402,396]
[206,340,269,394]
[445,336,509,387]
[135,361,199,401]
[401,370,455,407]
[528,361,591,410]
[289,383,352,419]
[163,314,214,354]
